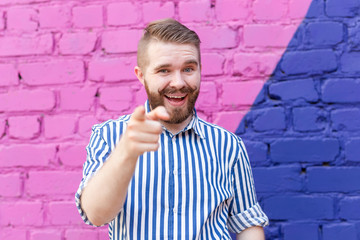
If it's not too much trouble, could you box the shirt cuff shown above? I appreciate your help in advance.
[227,202,269,233]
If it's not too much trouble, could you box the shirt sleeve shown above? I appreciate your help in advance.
[75,125,112,226]
[227,139,269,233]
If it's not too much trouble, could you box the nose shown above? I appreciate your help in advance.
[169,71,186,89]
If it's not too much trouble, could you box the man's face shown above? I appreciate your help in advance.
[141,41,201,124]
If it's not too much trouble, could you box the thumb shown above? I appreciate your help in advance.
[146,106,170,121]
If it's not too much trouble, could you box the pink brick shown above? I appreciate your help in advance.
[179,1,210,22]
[58,144,86,167]
[7,7,38,31]
[289,0,313,19]
[253,0,287,20]
[0,34,52,57]
[102,29,142,53]
[26,171,81,196]
[0,201,43,226]
[8,115,40,139]
[73,5,103,28]
[0,11,4,30]
[233,53,279,76]
[0,228,27,240]
[196,82,217,109]
[78,115,99,138]
[48,201,84,225]
[99,86,132,112]
[213,111,247,133]
[30,230,61,240]
[59,32,97,55]
[0,117,5,135]
[135,87,147,107]
[0,173,22,197]
[0,64,18,86]
[88,57,137,82]
[192,26,237,49]
[0,89,55,112]
[39,5,71,28]
[19,60,84,85]
[142,2,175,23]
[44,115,77,139]
[222,81,264,106]
[60,86,96,111]
[0,144,54,167]
[215,0,250,21]
[0,0,44,4]
[107,2,139,26]
[243,24,297,47]
[65,230,99,240]
[201,53,225,76]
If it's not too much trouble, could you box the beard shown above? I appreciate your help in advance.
[144,81,199,124]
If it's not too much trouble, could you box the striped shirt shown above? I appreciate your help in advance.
[75,101,268,240]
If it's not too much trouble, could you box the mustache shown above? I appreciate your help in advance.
[159,86,198,95]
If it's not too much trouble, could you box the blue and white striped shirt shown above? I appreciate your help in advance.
[76,101,268,240]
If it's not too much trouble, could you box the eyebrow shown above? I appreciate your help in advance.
[153,64,171,72]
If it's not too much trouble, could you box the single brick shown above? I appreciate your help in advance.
[39,5,71,28]
[0,173,22,197]
[8,115,40,139]
[7,7,38,31]
[59,86,96,111]
[339,197,360,220]
[323,223,357,240]
[99,86,132,112]
[283,223,318,240]
[44,115,76,139]
[305,22,343,46]
[0,89,55,112]
[26,171,81,196]
[0,228,27,240]
[65,230,99,240]
[340,52,360,73]
[268,79,318,102]
[72,5,103,28]
[307,167,360,192]
[107,2,139,26]
[196,82,217,109]
[179,0,210,22]
[293,107,326,132]
[251,107,286,131]
[280,50,337,75]
[233,53,279,76]
[201,53,225,76]
[48,201,84,225]
[322,78,360,103]
[142,2,175,23]
[348,25,360,51]
[253,166,302,192]
[0,64,18,86]
[242,140,267,163]
[215,0,249,21]
[264,195,334,220]
[58,144,86,167]
[345,138,360,162]
[0,201,43,226]
[59,32,97,55]
[192,26,237,49]
[331,108,360,131]
[88,57,137,82]
[222,81,264,106]
[78,115,99,138]
[253,0,287,20]
[19,60,84,86]
[102,29,142,53]
[0,34,52,57]
[213,111,246,134]
[326,0,360,17]
[0,144,54,167]
[271,138,339,163]
[289,0,321,19]
[30,230,62,240]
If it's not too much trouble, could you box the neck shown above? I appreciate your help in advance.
[160,114,193,135]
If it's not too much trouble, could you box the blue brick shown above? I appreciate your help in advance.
[293,107,326,132]
[345,138,360,162]
[270,138,339,163]
[252,166,302,193]
[252,108,286,132]
[243,140,267,163]
[339,197,360,220]
[264,195,334,220]
[307,167,360,192]
[268,79,318,102]
[305,22,343,46]
[323,223,357,240]
[326,0,360,17]
[283,224,319,240]
[331,108,360,131]
[349,25,360,50]
[280,50,337,75]
[322,79,360,103]
[305,0,324,18]
[341,52,360,73]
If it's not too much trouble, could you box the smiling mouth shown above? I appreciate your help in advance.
[165,95,187,103]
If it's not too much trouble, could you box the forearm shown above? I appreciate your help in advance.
[236,226,265,240]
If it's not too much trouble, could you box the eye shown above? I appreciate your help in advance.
[158,69,169,73]
[183,67,193,73]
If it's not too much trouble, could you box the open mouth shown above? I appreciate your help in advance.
[165,94,187,104]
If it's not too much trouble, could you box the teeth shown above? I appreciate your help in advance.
[167,96,184,99]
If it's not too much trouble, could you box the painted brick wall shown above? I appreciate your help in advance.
[0,0,359,240]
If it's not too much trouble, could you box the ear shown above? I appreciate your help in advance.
[134,66,145,86]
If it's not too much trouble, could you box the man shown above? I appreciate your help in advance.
[76,18,268,240]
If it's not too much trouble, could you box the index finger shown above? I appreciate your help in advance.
[146,106,170,121]
[131,106,146,121]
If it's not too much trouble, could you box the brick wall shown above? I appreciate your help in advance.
[0,0,359,239]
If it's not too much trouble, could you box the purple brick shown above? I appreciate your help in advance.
[293,107,326,132]
[307,167,360,192]
[283,223,319,240]
[271,138,339,163]
[339,197,360,220]
[305,22,343,46]
[345,138,360,162]
[331,108,360,131]
[280,50,337,75]
[322,79,360,103]
[323,223,357,240]
[341,52,360,73]
[242,140,267,163]
[326,0,360,17]
[264,195,334,220]
[268,79,318,102]
[252,107,286,132]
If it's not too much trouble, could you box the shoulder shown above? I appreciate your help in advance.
[91,114,131,138]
